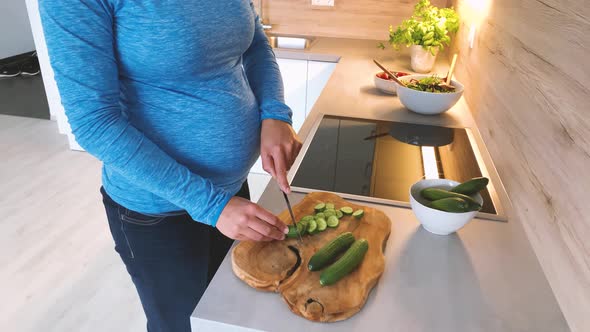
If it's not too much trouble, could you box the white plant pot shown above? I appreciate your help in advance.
[410,45,439,73]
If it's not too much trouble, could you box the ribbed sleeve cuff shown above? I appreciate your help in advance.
[261,114,293,126]
[260,101,293,126]
[189,190,233,227]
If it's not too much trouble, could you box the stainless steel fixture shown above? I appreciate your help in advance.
[266,34,315,50]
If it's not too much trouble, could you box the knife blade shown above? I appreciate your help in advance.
[282,191,303,243]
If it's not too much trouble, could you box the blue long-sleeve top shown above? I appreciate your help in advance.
[39,0,292,226]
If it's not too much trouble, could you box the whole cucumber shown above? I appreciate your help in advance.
[286,225,300,238]
[421,188,481,211]
[320,239,369,286]
[308,232,355,271]
[451,177,489,195]
[428,197,471,213]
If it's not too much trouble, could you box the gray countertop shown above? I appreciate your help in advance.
[191,37,569,332]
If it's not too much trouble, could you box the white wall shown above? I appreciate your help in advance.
[0,0,35,58]
[25,0,73,144]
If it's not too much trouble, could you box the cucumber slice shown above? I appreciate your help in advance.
[297,221,307,235]
[315,212,326,220]
[352,209,364,219]
[307,219,318,233]
[316,218,327,231]
[301,215,315,222]
[336,210,343,219]
[325,203,335,210]
[340,207,354,215]
[314,203,326,212]
[327,215,339,228]
[324,209,336,218]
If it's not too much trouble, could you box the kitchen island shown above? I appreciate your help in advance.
[190,38,570,332]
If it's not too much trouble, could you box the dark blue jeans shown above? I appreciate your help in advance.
[101,183,249,332]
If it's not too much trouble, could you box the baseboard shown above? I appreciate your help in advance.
[0,51,36,66]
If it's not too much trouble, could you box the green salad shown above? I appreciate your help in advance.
[405,76,455,93]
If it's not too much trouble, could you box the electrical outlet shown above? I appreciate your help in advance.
[311,0,334,7]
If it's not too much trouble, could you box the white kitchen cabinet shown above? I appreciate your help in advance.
[276,58,309,133]
[305,61,336,115]
[250,58,308,174]
[250,59,336,175]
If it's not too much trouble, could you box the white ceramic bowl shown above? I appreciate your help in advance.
[374,74,398,95]
[374,72,410,95]
[409,179,482,235]
[396,74,464,115]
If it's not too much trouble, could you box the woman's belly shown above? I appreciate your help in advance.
[120,66,261,188]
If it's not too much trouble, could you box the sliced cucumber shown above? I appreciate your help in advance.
[324,209,336,218]
[307,219,318,234]
[301,215,315,222]
[352,209,364,219]
[340,206,353,215]
[316,218,327,231]
[315,212,326,220]
[325,203,335,210]
[314,203,326,212]
[297,220,307,235]
[336,210,343,219]
[327,215,340,228]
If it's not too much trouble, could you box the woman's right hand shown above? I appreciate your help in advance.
[216,197,288,241]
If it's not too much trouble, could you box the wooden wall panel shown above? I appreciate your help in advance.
[450,0,590,331]
[256,0,447,40]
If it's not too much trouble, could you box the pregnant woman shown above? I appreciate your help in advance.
[39,1,301,331]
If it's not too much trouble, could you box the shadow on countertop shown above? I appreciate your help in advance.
[383,227,509,332]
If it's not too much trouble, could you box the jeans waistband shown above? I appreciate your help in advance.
[100,186,187,217]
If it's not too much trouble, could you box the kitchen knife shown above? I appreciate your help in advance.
[282,191,303,243]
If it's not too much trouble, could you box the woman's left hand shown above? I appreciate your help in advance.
[260,119,302,194]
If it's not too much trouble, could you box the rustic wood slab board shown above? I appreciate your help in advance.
[232,192,392,322]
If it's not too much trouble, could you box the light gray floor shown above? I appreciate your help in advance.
[0,115,274,332]
[0,115,145,331]
[0,75,50,119]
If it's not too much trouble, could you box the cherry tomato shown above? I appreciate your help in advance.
[376,72,389,80]
[377,71,410,80]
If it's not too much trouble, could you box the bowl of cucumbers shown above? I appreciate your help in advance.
[409,177,489,235]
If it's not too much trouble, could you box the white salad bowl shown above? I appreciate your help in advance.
[409,179,482,235]
[396,74,464,115]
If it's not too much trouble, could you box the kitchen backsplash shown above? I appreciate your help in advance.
[449,0,590,331]
[256,0,448,40]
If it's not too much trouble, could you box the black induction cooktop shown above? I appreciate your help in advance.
[291,115,499,216]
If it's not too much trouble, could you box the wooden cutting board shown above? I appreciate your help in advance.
[232,192,392,322]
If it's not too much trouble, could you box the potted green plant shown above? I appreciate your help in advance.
[381,0,459,73]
